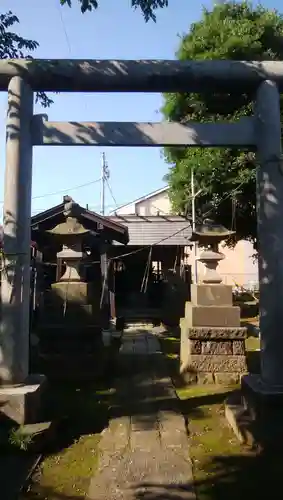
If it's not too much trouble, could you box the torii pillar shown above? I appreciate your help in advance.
[241,80,283,445]
[0,76,45,424]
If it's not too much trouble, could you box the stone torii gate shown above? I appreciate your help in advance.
[0,59,282,425]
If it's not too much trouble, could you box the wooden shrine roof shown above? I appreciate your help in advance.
[31,197,129,245]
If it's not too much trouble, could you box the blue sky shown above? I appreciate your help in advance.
[0,0,279,215]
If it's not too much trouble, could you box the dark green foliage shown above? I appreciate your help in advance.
[0,11,38,58]
[162,1,283,246]
[0,11,52,107]
[60,0,169,20]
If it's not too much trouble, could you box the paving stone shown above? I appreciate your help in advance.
[88,330,195,500]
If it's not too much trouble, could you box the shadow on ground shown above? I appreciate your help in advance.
[38,327,261,459]
[18,327,265,500]
[21,449,278,500]
[131,450,277,499]
[20,487,85,499]
[40,381,111,455]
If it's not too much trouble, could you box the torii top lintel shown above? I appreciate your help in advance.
[1,59,283,93]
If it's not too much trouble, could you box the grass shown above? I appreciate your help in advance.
[245,335,259,352]
[21,383,114,500]
[29,433,100,498]
[176,385,283,500]
[8,427,34,451]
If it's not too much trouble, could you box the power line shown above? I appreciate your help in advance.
[55,0,72,54]
[96,182,251,262]
[1,182,247,262]
[31,203,114,214]
[32,178,101,200]
[0,178,101,205]
[105,177,118,208]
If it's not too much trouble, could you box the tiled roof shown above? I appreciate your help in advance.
[109,215,192,246]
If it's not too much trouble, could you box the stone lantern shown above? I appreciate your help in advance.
[47,213,89,283]
[191,218,235,284]
[45,199,96,306]
[180,218,247,386]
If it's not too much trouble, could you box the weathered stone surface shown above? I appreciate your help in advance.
[181,371,198,385]
[196,372,215,384]
[232,340,246,355]
[185,326,247,340]
[214,373,241,385]
[0,374,46,425]
[188,354,247,373]
[180,327,190,368]
[190,284,233,306]
[51,281,90,303]
[185,303,240,327]
[90,449,195,500]
[201,341,233,355]
[190,340,202,354]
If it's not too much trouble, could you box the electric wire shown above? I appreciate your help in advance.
[0,179,101,205]
[105,178,118,208]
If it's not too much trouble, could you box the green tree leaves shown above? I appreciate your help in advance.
[60,0,169,21]
[162,1,283,247]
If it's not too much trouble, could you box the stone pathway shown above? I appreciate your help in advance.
[88,328,195,500]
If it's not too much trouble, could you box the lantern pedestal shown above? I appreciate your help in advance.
[180,220,247,385]
[36,207,106,381]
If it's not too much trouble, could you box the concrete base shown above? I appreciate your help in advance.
[225,374,283,449]
[191,284,233,306]
[185,302,240,327]
[51,281,92,304]
[0,373,46,425]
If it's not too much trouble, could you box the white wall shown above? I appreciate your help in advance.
[114,190,171,216]
[136,191,171,216]
[114,202,135,215]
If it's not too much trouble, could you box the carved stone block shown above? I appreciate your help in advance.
[185,326,247,340]
[201,341,233,355]
[189,354,247,373]
[232,340,246,355]
[214,373,241,385]
[190,340,202,354]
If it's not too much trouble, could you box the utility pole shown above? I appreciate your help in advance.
[191,167,198,283]
[100,152,109,215]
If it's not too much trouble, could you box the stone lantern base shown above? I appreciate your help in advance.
[180,283,247,385]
